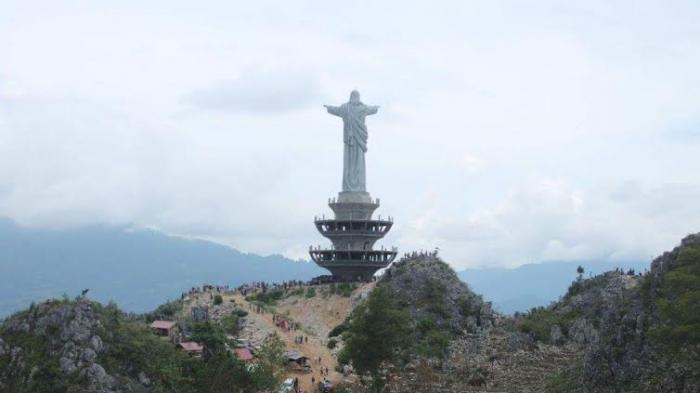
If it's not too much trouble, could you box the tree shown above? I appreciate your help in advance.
[252,333,287,390]
[340,285,410,391]
[651,246,700,350]
[191,321,226,356]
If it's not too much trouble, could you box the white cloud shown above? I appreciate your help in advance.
[411,178,700,269]
[1,1,699,268]
[183,68,322,113]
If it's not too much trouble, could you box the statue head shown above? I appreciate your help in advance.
[349,90,360,104]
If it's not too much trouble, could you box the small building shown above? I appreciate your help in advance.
[235,348,254,362]
[150,320,177,337]
[285,350,310,371]
[179,341,204,357]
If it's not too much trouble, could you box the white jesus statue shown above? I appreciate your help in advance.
[324,90,379,193]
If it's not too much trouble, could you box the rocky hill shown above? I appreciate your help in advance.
[582,234,700,393]
[383,253,496,335]
[510,233,700,393]
[336,235,699,393]
[0,298,188,393]
[2,234,699,393]
[374,254,581,393]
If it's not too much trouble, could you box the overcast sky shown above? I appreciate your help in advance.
[1,1,699,269]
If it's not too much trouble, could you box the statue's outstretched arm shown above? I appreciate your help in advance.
[324,105,342,117]
[366,105,380,115]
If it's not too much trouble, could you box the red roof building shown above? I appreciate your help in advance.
[179,341,204,356]
[235,348,254,361]
[150,320,177,336]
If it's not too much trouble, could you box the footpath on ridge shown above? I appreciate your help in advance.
[186,282,374,392]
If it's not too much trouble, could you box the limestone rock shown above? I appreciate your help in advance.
[138,371,152,387]
[382,253,495,334]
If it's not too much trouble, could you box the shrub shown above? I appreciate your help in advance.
[246,290,284,306]
[213,295,223,305]
[287,288,304,297]
[340,285,410,380]
[151,299,183,320]
[328,283,357,297]
[518,307,577,342]
[650,245,700,351]
[328,323,347,338]
[566,274,607,298]
[327,338,338,349]
[305,287,317,298]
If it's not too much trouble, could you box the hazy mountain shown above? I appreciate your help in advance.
[458,259,649,314]
[0,216,650,318]
[0,218,324,317]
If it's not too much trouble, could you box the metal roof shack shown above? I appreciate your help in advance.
[179,341,204,357]
[150,320,177,336]
[285,350,307,361]
[235,348,254,361]
[285,350,310,371]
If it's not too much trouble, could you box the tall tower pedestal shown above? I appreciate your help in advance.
[311,91,397,281]
[310,192,397,281]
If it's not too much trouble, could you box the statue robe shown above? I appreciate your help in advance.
[326,102,379,192]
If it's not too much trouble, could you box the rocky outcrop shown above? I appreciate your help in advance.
[379,254,582,393]
[0,298,147,393]
[583,233,700,393]
[382,236,700,393]
[382,253,495,334]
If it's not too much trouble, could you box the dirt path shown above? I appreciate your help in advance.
[181,284,372,392]
[229,291,339,392]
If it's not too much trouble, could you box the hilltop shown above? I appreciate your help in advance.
[1,234,699,393]
[459,259,649,314]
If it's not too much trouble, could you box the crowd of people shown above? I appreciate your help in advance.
[180,284,231,299]
[237,280,308,296]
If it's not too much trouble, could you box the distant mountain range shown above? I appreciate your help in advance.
[0,218,324,317]
[458,259,649,314]
[0,217,650,317]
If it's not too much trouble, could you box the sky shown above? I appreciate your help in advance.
[1,0,699,269]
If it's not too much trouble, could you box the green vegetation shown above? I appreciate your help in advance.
[97,302,196,392]
[220,314,240,336]
[245,290,284,306]
[0,299,286,393]
[518,307,578,342]
[328,322,347,338]
[305,287,317,298]
[252,333,288,389]
[213,295,223,305]
[329,282,357,297]
[422,279,450,318]
[566,274,607,298]
[0,301,85,392]
[151,299,184,320]
[544,359,584,393]
[650,245,700,352]
[327,337,338,349]
[413,318,450,358]
[340,285,410,390]
[286,288,304,297]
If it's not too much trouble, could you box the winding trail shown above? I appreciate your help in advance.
[228,283,373,392]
